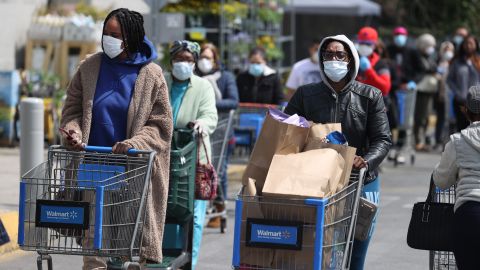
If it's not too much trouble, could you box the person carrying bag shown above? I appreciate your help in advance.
[422,85,480,269]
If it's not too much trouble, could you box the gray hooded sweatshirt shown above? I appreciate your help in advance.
[318,34,360,94]
[433,121,480,211]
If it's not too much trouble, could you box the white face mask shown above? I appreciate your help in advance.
[172,62,195,81]
[323,61,349,82]
[198,58,214,74]
[442,51,454,61]
[102,35,123,59]
[358,44,374,57]
[425,46,435,56]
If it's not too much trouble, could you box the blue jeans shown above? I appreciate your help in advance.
[192,199,207,269]
[350,177,380,270]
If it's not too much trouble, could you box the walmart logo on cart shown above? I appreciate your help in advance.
[257,229,291,239]
[46,210,78,220]
[250,223,298,245]
[40,205,85,225]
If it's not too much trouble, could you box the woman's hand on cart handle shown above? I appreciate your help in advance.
[112,141,134,154]
[60,128,84,151]
[353,155,368,169]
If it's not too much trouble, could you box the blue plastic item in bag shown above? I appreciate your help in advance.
[325,131,348,145]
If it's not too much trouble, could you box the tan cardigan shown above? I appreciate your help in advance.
[61,52,173,262]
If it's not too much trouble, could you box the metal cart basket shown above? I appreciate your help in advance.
[429,185,457,270]
[18,145,156,270]
[232,169,366,270]
[206,109,235,233]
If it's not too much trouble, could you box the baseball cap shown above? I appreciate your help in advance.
[357,27,378,44]
[393,26,408,36]
[466,85,480,114]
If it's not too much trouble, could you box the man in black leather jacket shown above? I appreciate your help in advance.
[285,34,391,270]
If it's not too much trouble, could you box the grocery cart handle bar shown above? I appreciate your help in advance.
[84,145,151,155]
[239,102,279,109]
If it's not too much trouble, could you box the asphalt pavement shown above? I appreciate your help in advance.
[0,148,443,269]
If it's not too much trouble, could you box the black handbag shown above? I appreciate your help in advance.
[406,176,454,251]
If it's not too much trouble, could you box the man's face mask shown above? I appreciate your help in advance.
[323,61,349,82]
[358,44,374,57]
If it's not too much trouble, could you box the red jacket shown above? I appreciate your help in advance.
[356,53,391,96]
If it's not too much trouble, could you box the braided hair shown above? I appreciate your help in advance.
[103,8,145,56]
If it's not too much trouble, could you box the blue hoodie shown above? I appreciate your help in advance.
[88,37,157,147]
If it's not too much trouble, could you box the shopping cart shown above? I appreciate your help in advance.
[232,168,366,269]
[205,109,235,233]
[394,89,417,166]
[429,185,457,270]
[18,145,156,270]
[132,128,197,270]
[234,103,280,155]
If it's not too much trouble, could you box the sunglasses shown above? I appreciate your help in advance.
[322,50,349,61]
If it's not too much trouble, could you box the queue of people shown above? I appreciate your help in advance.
[57,6,480,270]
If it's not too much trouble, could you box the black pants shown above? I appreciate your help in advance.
[453,99,469,131]
[453,201,480,270]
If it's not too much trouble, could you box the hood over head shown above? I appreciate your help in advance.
[461,122,480,153]
[117,36,157,66]
[318,34,360,92]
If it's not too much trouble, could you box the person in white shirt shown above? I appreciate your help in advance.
[285,39,322,100]
[433,85,480,269]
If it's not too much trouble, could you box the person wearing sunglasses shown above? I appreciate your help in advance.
[285,35,392,270]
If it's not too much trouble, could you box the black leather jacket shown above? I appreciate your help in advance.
[285,80,392,183]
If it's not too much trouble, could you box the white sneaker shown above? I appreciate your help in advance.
[396,155,406,164]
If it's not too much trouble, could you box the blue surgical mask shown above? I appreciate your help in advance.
[248,63,264,77]
[172,62,195,81]
[453,35,464,47]
[323,61,349,82]
[394,35,407,47]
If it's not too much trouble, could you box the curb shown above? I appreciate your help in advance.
[0,211,19,255]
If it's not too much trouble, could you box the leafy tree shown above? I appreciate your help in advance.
[374,0,480,38]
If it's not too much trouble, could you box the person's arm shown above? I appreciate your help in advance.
[216,71,239,110]
[196,81,218,135]
[272,74,285,105]
[123,71,173,155]
[363,65,392,96]
[60,64,84,145]
[285,67,300,100]
[284,86,305,117]
[433,141,458,190]
[363,90,393,172]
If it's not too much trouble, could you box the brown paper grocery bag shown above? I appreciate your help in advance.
[262,149,345,198]
[303,139,356,192]
[309,123,342,139]
[242,111,310,194]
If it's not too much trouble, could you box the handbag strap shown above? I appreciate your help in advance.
[197,133,211,165]
[426,175,436,203]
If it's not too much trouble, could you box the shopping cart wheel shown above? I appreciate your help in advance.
[36,254,53,270]
[122,262,140,270]
[220,218,227,233]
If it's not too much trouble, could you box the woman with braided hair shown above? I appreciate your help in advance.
[60,8,173,269]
